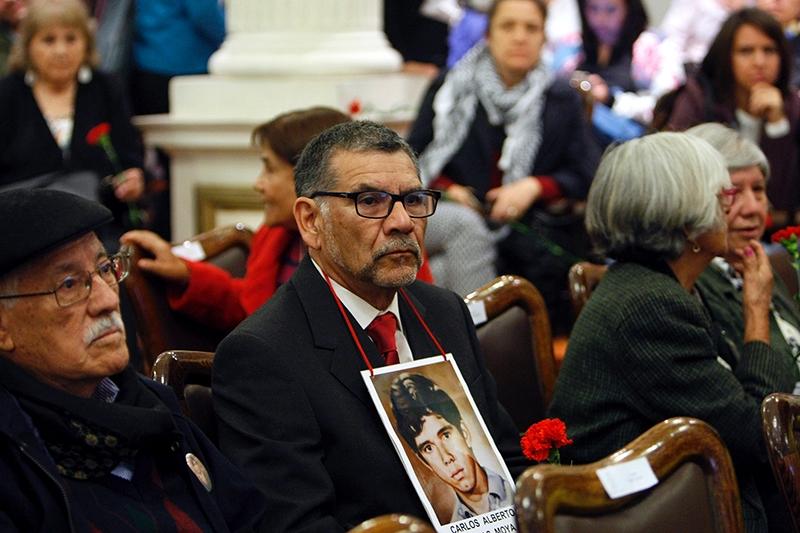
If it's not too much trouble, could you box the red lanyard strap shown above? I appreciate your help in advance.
[322,271,375,376]
[399,288,447,360]
[322,271,448,377]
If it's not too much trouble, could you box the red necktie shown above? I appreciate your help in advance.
[367,312,400,366]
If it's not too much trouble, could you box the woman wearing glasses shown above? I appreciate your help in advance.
[408,0,599,327]
[548,132,794,532]
[123,107,433,332]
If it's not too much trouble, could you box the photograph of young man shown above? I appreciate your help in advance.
[390,372,513,523]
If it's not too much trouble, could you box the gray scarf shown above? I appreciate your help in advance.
[418,42,554,187]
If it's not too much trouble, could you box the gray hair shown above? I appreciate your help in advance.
[294,120,420,198]
[586,132,731,260]
[685,123,770,180]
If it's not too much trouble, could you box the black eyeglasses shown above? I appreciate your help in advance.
[0,250,131,308]
[309,189,441,219]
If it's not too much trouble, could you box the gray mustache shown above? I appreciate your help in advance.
[374,237,421,260]
[83,311,124,344]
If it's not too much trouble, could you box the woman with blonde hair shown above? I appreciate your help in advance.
[0,0,144,236]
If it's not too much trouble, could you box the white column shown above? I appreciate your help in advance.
[136,0,430,239]
[209,0,401,75]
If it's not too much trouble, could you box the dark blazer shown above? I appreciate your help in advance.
[697,262,800,379]
[407,74,599,201]
[213,256,526,533]
[549,261,796,532]
[0,375,264,532]
[0,70,143,186]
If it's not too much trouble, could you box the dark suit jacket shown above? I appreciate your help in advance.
[407,75,598,201]
[0,70,142,185]
[213,257,525,533]
[697,263,800,379]
[549,260,796,532]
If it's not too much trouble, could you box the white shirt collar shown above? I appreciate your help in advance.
[311,258,403,331]
[311,257,415,363]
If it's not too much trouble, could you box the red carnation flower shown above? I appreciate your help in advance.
[86,122,111,145]
[521,418,573,463]
[771,226,800,244]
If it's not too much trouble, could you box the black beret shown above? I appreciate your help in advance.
[0,189,112,275]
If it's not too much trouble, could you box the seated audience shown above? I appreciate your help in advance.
[408,0,599,327]
[0,0,144,242]
[688,122,800,383]
[0,189,264,531]
[666,8,800,227]
[756,0,800,86]
[213,121,526,532]
[548,132,795,533]
[120,107,353,332]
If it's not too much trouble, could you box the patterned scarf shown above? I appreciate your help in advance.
[0,358,179,480]
[418,41,554,187]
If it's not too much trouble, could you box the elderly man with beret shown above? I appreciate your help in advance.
[0,189,265,531]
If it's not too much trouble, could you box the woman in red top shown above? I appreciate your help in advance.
[121,107,350,331]
[123,107,434,331]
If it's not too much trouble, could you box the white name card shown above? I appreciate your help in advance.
[596,457,658,499]
[467,300,488,326]
[171,241,206,262]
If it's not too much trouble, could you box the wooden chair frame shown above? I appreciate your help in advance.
[125,224,253,375]
[151,350,214,412]
[464,275,557,427]
[766,243,798,298]
[515,417,744,533]
[152,350,216,443]
[761,392,800,531]
[347,514,435,533]
[567,261,608,319]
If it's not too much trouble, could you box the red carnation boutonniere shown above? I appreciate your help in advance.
[86,122,144,227]
[521,418,573,463]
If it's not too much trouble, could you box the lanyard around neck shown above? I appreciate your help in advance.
[321,271,447,377]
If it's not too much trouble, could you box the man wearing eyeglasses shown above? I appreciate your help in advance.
[0,189,265,531]
[213,121,525,532]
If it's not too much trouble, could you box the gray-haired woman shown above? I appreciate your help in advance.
[548,131,795,533]
[689,122,800,384]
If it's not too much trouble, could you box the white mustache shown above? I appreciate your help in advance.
[83,312,124,345]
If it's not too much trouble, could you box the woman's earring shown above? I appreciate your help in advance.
[77,65,92,84]
[24,69,35,86]
[691,241,701,253]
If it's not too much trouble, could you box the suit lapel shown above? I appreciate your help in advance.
[398,286,442,360]
[292,258,386,406]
